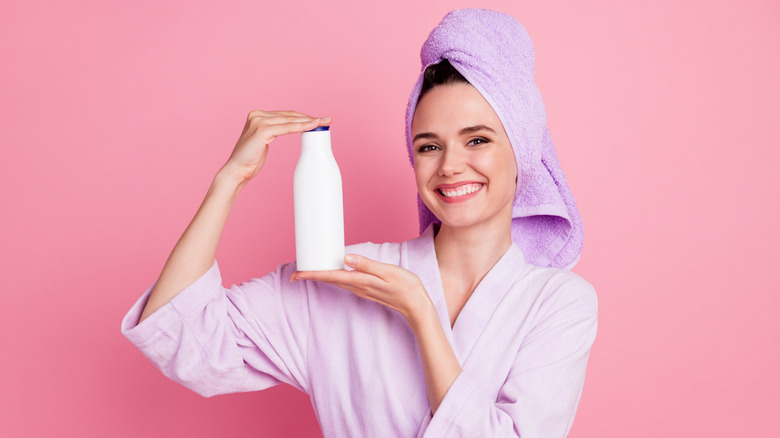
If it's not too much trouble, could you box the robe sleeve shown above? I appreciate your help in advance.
[418,275,598,437]
[120,259,311,397]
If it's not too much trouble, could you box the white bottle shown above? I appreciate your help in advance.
[294,126,345,271]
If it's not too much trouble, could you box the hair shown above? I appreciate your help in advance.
[418,59,470,100]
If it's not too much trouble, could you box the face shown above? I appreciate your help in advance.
[412,83,517,232]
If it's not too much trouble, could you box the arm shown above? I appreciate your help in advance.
[407,302,463,414]
[419,277,598,437]
[138,111,331,324]
[123,258,314,396]
[137,166,242,323]
[291,254,462,414]
[124,111,331,396]
[295,263,598,437]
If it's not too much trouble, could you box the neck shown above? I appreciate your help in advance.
[433,217,513,286]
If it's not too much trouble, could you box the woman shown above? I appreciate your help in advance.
[122,8,597,438]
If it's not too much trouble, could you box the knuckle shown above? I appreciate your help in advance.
[250,117,269,130]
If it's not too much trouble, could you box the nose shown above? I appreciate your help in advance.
[438,146,466,177]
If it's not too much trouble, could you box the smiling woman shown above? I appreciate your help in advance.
[412,79,518,232]
[122,8,596,438]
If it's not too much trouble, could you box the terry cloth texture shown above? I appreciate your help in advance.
[404,8,584,269]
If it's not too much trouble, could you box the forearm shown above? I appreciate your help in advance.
[408,306,463,415]
[139,166,245,323]
[293,255,464,413]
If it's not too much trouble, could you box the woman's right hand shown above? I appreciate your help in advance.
[222,110,331,184]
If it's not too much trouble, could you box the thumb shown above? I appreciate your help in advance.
[345,254,392,279]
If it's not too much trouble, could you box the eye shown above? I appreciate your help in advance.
[417,144,440,153]
[468,137,490,146]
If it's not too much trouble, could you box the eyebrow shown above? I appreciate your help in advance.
[413,125,497,143]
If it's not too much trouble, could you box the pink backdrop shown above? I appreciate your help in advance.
[2,0,778,436]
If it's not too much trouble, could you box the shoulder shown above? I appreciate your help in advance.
[510,266,598,351]
[520,264,598,315]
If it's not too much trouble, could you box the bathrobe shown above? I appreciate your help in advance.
[121,225,598,437]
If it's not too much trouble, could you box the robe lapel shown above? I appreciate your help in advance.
[404,226,456,349]
[449,243,526,366]
[404,224,527,365]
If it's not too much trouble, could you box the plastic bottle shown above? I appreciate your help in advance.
[294,126,345,271]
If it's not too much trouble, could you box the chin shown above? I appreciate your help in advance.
[432,203,514,233]
[434,213,484,230]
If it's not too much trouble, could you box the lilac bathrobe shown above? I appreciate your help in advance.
[122,225,597,437]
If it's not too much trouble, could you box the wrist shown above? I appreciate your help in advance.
[405,296,438,332]
[215,164,249,192]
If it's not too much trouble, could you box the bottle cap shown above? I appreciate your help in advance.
[305,126,330,132]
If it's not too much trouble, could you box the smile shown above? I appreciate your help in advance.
[438,183,483,198]
[435,183,484,203]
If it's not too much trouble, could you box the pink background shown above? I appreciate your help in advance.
[2,0,778,436]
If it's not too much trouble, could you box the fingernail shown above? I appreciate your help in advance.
[290,273,297,282]
[345,255,356,266]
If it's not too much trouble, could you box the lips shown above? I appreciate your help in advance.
[434,181,485,202]
[437,183,483,198]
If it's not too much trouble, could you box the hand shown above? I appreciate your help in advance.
[222,110,331,184]
[291,254,434,323]
[294,254,462,414]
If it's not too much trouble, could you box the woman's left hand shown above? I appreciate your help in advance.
[291,254,434,323]
[294,254,462,415]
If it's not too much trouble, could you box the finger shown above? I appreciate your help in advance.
[292,275,390,308]
[247,110,331,125]
[247,110,313,119]
[291,270,407,314]
[258,118,328,141]
[344,254,395,282]
[292,269,378,286]
[269,111,332,126]
[251,114,317,126]
[249,110,314,118]
[251,115,332,135]
[244,112,308,134]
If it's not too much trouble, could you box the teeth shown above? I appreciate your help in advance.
[440,184,482,198]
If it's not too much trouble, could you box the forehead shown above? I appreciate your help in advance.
[411,83,504,134]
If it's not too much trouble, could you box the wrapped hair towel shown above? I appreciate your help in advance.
[404,8,584,269]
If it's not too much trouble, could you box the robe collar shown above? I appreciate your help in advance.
[404,223,528,365]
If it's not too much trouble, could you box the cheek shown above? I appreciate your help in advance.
[503,160,519,194]
[495,145,518,186]
[413,159,435,191]
[509,160,518,185]
[474,152,517,192]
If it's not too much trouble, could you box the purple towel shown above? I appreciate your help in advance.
[404,8,584,269]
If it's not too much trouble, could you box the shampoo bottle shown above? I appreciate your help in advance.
[294,126,345,271]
